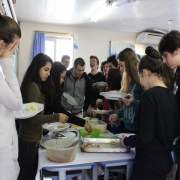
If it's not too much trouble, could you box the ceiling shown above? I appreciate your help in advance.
[13,0,180,34]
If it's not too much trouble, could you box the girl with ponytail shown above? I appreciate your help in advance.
[121,46,179,180]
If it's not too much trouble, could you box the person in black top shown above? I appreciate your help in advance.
[88,55,106,85]
[107,55,119,69]
[121,47,179,180]
[158,30,180,180]
[100,61,109,80]
[88,55,106,113]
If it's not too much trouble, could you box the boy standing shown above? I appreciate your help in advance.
[159,30,180,180]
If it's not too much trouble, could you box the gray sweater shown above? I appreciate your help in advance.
[62,69,96,113]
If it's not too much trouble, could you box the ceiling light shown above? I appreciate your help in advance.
[90,1,113,22]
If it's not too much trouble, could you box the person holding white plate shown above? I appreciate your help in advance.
[109,48,144,133]
[0,14,22,180]
[99,68,122,134]
[88,55,106,116]
[18,54,91,180]
[120,47,179,180]
[62,57,96,117]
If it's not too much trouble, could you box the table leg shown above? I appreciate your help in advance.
[92,163,98,180]
[81,169,86,179]
[58,170,66,180]
[126,162,133,180]
[104,167,109,180]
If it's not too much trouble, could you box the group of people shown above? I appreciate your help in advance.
[1,14,180,180]
[0,15,93,180]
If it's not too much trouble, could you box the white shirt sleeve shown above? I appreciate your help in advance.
[0,58,22,111]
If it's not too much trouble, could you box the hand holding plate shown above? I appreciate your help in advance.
[120,93,134,106]
[61,96,67,102]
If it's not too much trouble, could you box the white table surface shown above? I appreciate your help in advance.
[36,130,135,180]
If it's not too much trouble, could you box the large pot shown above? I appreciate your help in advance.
[44,138,77,163]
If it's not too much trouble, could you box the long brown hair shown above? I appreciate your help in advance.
[0,14,21,44]
[118,48,143,93]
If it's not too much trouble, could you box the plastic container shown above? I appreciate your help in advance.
[89,120,107,133]
[79,128,100,138]
[44,138,77,163]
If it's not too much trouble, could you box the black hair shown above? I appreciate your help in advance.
[107,69,122,90]
[74,57,85,68]
[139,47,162,74]
[100,61,108,73]
[61,55,70,62]
[107,55,118,67]
[0,14,21,44]
[107,69,122,110]
[21,53,54,105]
[159,30,180,54]
[139,46,174,89]
[90,55,99,65]
[52,61,66,98]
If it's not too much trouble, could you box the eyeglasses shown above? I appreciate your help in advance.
[162,52,169,59]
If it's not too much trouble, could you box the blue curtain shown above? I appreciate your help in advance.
[32,32,45,59]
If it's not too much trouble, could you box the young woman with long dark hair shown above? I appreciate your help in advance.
[51,61,92,129]
[18,54,91,180]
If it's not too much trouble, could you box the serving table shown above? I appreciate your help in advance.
[36,130,135,180]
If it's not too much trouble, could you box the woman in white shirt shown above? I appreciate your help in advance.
[0,14,22,180]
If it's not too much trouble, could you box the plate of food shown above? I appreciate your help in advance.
[92,109,112,114]
[100,92,128,100]
[42,122,70,132]
[95,81,107,87]
[14,102,44,119]
[63,92,78,106]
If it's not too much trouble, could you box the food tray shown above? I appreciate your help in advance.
[81,138,129,153]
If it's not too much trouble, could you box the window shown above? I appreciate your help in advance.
[45,35,73,69]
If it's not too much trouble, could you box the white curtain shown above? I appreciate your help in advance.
[110,41,135,56]
[110,41,148,57]
[134,44,147,56]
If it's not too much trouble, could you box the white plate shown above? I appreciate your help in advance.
[115,133,135,138]
[14,102,44,119]
[92,109,112,114]
[100,92,128,100]
[63,92,78,106]
[95,81,106,87]
[42,122,70,132]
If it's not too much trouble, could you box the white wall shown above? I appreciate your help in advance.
[18,22,136,84]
